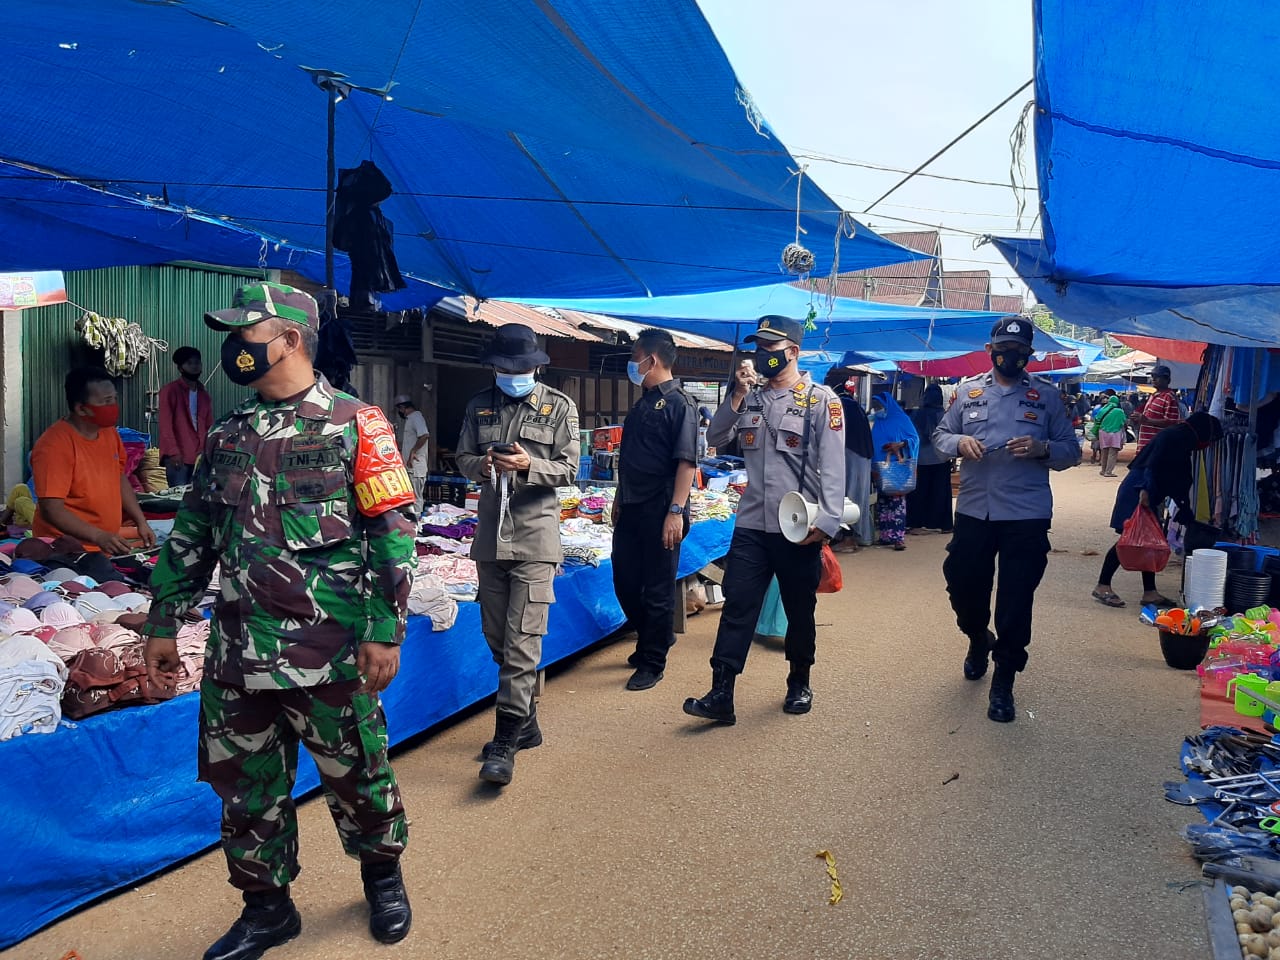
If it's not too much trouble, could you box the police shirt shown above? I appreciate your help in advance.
[618,378,698,504]
[455,384,580,563]
[933,372,1081,522]
[707,373,847,537]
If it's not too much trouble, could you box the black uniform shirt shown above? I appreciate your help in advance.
[618,378,698,504]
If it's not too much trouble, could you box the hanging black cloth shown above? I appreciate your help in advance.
[333,160,406,312]
[312,287,360,397]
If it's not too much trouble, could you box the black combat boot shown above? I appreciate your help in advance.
[481,703,542,760]
[361,860,412,944]
[963,629,997,681]
[783,664,813,714]
[988,664,1017,723]
[203,888,301,960]
[682,665,736,724]
[479,710,525,785]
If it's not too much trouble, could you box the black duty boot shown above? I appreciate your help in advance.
[361,861,412,944]
[203,888,301,960]
[682,665,736,724]
[479,710,525,785]
[626,665,665,691]
[783,665,813,714]
[481,704,542,760]
[988,665,1017,723]
[963,630,996,681]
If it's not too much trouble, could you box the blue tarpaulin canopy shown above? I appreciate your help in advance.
[0,1,920,300]
[532,283,1064,357]
[993,2,1280,346]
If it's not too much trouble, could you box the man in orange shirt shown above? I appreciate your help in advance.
[31,367,156,556]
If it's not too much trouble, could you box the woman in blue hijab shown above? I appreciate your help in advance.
[869,392,920,551]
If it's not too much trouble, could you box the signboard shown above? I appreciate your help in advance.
[0,271,67,309]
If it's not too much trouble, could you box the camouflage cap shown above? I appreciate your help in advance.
[205,281,319,331]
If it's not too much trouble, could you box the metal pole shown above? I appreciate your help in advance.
[324,84,337,289]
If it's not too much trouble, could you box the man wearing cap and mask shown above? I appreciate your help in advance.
[455,323,579,786]
[933,316,1080,723]
[31,367,157,559]
[683,315,845,724]
[1135,364,1182,451]
[140,282,418,958]
[393,394,430,516]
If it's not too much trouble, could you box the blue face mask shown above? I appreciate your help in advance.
[626,355,652,387]
[495,372,537,398]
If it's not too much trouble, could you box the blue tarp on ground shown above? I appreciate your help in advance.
[0,1,920,299]
[533,283,1064,357]
[0,517,734,948]
[993,2,1280,345]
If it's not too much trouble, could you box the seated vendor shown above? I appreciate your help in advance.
[30,367,156,556]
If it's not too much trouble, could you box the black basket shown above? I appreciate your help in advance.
[1159,630,1211,670]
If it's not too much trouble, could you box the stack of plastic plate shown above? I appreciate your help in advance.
[1187,548,1228,611]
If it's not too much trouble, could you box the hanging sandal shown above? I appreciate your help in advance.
[1092,590,1125,608]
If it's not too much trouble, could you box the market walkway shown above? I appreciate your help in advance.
[17,464,1208,960]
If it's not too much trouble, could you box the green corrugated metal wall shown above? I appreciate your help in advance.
[21,264,266,455]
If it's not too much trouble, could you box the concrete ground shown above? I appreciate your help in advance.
[16,462,1210,960]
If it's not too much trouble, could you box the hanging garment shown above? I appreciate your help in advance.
[333,160,406,311]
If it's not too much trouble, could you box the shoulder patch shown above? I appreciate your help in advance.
[828,400,843,431]
[354,407,415,517]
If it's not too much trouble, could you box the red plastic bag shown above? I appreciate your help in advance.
[1116,504,1171,572]
[817,543,844,593]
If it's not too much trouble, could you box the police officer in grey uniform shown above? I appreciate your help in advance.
[933,316,1080,723]
[683,316,846,724]
[456,324,580,784]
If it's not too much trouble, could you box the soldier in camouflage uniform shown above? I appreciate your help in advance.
[143,283,417,960]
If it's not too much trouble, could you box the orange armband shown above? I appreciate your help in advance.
[354,407,415,517]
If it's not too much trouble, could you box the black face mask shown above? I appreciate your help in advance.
[991,348,1030,380]
[221,332,286,386]
[754,347,790,380]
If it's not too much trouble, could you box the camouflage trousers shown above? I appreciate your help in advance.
[198,678,407,892]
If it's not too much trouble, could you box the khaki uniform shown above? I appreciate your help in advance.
[455,384,579,716]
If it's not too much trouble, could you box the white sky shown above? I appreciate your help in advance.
[696,0,1037,299]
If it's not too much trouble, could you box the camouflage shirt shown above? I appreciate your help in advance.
[146,377,417,690]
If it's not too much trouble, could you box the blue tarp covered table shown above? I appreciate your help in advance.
[0,517,733,947]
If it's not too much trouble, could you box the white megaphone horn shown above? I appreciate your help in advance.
[778,491,860,544]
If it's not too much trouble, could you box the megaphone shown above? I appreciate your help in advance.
[778,492,860,543]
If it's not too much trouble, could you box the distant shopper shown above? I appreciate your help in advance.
[1136,365,1182,450]
[823,369,873,551]
[906,383,954,533]
[393,394,430,516]
[1093,412,1222,607]
[611,328,698,692]
[933,316,1080,723]
[158,346,213,487]
[1095,394,1128,477]
[869,394,919,551]
[32,367,156,561]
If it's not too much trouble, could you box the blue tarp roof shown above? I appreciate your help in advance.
[993,1,1280,346]
[0,1,921,300]
[530,283,1065,357]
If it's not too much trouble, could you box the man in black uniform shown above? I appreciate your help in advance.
[612,328,699,691]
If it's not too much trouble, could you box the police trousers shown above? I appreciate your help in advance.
[612,495,687,671]
[198,678,407,892]
[710,527,822,676]
[476,559,556,718]
[942,513,1052,673]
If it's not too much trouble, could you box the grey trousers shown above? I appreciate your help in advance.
[845,451,873,545]
[476,560,556,717]
[410,473,428,518]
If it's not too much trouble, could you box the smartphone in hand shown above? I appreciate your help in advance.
[489,442,516,455]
